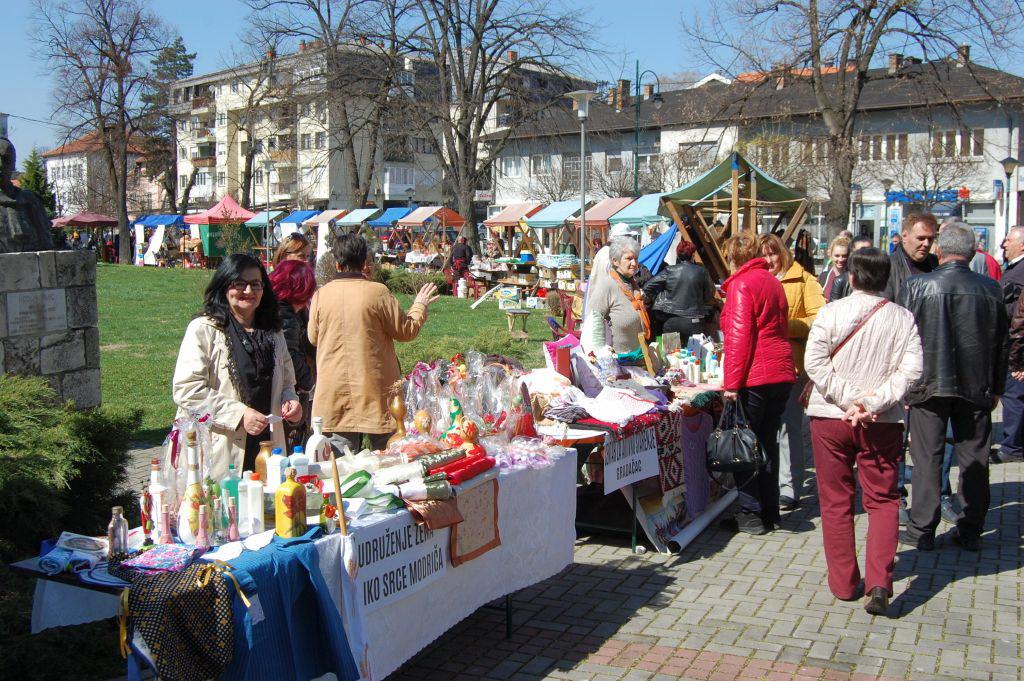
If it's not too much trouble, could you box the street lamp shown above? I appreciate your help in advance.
[1001,157,1019,236]
[262,157,274,248]
[565,89,597,282]
[849,183,863,234]
[405,186,415,208]
[634,61,663,198]
[881,178,894,248]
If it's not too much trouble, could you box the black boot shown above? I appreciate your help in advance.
[865,587,888,616]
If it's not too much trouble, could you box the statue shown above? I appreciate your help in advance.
[0,137,53,253]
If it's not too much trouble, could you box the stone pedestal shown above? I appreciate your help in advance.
[0,250,100,409]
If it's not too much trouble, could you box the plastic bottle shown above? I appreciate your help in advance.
[220,464,240,511]
[245,472,265,536]
[275,468,307,538]
[290,446,309,478]
[265,447,289,493]
[306,417,330,464]
[107,506,129,558]
[254,440,273,483]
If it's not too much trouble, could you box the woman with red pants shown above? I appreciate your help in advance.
[804,248,922,616]
[719,234,796,535]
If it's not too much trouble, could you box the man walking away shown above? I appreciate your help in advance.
[883,214,938,302]
[898,223,1008,551]
[997,225,1024,463]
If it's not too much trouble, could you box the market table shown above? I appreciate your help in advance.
[17,448,577,681]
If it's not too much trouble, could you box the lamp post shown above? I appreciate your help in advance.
[881,178,894,248]
[850,183,863,235]
[565,90,597,282]
[1001,156,1019,242]
[633,61,664,198]
[262,157,274,248]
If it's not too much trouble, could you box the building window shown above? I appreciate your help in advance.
[300,102,311,118]
[301,133,311,150]
[412,137,433,154]
[255,169,263,184]
[179,174,187,188]
[231,79,238,93]
[178,120,187,132]
[384,165,415,185]
[316,100,327,122]
[254,139,264,153]
[930,129,982,159]
[531,154,553,175]
[605,154,622,173]
[217,172,226,186]
[196,171,210,186]
[179,146,186,159]
[315,132,326,149]
[217,113,227,126]
[678,142,718,168]
[500,156,522,178]
[268,136,277,150]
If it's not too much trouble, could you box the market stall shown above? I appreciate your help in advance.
[483,202,545,256]
[524,200,584,256]
[607,192,671,247]
[56,211,119,260]
[304,209,349,260]
[133,214,187,267]
[369,206,416,266]
[336,207,382,238]
[184,195,259,264]
[396,206,467,270]
[567,196,636,249]
[278,210,320,241]
[244,210,285,262]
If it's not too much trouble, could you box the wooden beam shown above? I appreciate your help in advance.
[770,211,787,235]
[780,199,809,245]
[664,198,729,282]
[694,209,718,242]
[730,164,740,234]
[747,170,758,233]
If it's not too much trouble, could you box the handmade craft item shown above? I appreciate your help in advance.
[107,506,129,558]
[275,468,307,538]
[225,498,240,542]
[158,504,175,545]
[387,391,408,447]
[140,486,154,545]
[195,506,211,551]
[254,440,273,483]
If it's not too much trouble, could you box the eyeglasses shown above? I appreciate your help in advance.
[228,279,264,292]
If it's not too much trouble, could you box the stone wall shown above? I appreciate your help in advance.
[0,250,100,409]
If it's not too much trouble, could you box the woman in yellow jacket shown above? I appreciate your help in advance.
[759,234,826,510]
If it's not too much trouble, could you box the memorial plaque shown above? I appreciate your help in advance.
[7,289,67,336]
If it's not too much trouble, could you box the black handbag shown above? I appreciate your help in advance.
[706,398,765,488]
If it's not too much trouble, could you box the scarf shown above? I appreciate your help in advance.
[224,315,276,410]
[610,268,651,341]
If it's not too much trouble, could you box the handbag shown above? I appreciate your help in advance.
[798,298,888,409]
[706,398,765,490]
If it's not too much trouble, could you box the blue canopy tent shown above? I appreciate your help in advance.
[638,224,678,276]
[135,214,185,227]
[277,210,319,239]
[367,206,415,229]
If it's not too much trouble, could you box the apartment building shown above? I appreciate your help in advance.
[42,130,164,215]
[488,50,1024,250]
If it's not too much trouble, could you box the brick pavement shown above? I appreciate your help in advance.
[390,458,1023,681]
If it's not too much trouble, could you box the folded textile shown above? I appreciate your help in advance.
[120,544,204,575]
[405,498,464,530]
[447,456,496,485]
[39,547,100,575]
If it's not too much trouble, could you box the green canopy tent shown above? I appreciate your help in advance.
[660,151,808,281]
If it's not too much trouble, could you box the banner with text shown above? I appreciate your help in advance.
[353,512,448,613]
[603,427,659,494]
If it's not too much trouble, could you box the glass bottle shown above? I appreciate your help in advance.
[158,503,174,544]
[177,431,208,544]
[107,506,129,558]
[195,505,211,551]
[275,468,307,538]
[226,497,241,542]
[254,440,273,482]
[147,458,167,541]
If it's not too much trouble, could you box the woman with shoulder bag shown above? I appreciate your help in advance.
[804,248,922,616]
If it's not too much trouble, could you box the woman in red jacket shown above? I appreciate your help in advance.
[720,234,796,535]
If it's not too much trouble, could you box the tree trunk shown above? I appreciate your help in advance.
[455,185,480,255]
[825,145,856,238]
[241,151,256,209]
[178,168,199,216]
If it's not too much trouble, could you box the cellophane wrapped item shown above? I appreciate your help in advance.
[490,436,555,470]
[383,434,444,463]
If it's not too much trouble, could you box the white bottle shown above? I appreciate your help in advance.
[306,417,330,463]
[265,447,289,493]
[238,471,265,537]
[147,458,168,539]
[290,446,309,478]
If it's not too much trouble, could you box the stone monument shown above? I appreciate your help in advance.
[0,137,99,408]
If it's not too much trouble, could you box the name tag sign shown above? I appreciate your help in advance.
[603,428,659,494]
[353,512,447,612]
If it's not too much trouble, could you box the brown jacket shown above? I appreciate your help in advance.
[308,274,428,434]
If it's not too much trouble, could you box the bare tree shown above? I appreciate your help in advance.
[693,0,1021,235]
[405,0,594,253]
[34,0,168,263]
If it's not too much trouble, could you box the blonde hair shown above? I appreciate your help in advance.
[272,232,312,266]
[758,233,793,272]
[721,234,759,272]
[828,235,851,257]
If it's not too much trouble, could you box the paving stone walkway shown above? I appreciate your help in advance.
[390,458,1023,681]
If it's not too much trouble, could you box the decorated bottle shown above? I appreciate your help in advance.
[139,486,154,545]
[147,458,167,541]
[226,497,241,542]
[176,431,211,544]
[220,464,240,511]
[254,440,273,484]
[158,503,174,545]
[211,497,225,546]
[306,417,329,463]
[274,467,307,538]
[195,505,211,551]
[107,506,129,558]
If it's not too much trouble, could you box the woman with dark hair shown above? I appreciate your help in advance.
[269,258,318,446]
[172,253,302,477]
[805,247,922,615]
[642,240,717,344]
[719,234,795,535]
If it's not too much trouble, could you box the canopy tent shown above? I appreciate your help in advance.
[567,197,636,232]
[304,209,348,226]
[368,206,414,228]
[184,195,257,225]
[483,202,545,255]
[661,151,808,281]
[304,210,350,259]
[395,206,467,249]
[277,210,320,239]
[638,224,678,277]
[134,214,186,227]
[244,210,285,227]
[337,207,382,226]
[524,201,582,229]
[55,211,118,228]
[608,193,668,228]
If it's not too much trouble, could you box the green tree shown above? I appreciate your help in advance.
[19,148,57,217]
[139,36,196,213]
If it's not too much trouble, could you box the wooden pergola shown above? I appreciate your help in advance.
[660,152,809,281]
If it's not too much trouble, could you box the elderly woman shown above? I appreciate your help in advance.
[308,235,441,453]
[819,235,851,300]
[805,248,922,616]
[760,233,826,511]
[273,232,313,267]
[719,234,795,535]
[642,240,717,345]
[581,235,651,353]
[172,254,302,478]
[269,258,318,447]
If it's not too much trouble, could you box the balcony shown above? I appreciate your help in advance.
[192,156,216,168]
[191,96,212,112]
[268,150,295,166]
[272,182,296,197]
[193,127,216,141]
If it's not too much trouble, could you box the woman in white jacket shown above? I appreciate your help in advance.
[172,254,302,480]
[804,247,922,617]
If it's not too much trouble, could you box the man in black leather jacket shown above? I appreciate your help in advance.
[827,235,873,302]
[897,223,1008,552]
[883,214,938,303]
[642,240,716,344]
[997,225,1024,462]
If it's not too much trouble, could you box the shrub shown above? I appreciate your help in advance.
[384,268,449,296]
[0,374,141,560]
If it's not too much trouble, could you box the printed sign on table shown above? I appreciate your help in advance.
[352,511,447,613]
[603,428,659,494]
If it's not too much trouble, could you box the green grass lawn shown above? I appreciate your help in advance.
[97,264,548,444]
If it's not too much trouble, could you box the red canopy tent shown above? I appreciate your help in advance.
[392,206,467,250]
[53,211,118,228]
[184,195,257,224]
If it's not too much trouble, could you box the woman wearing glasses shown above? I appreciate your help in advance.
[172,253,303,477]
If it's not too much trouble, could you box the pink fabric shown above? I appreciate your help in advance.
[720,258,795,390]
[809,417,903,598]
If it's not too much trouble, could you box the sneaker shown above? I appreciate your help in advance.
[940,496,962,524]
[898,529,934,551]
[720,510,767,535]
[864,587,889,616]
[898,498,909,526]
[779,495,800,511]
[948,527,981,551]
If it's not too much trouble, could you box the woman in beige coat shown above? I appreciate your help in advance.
[173,254,301,480]
[308,234,440,453]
